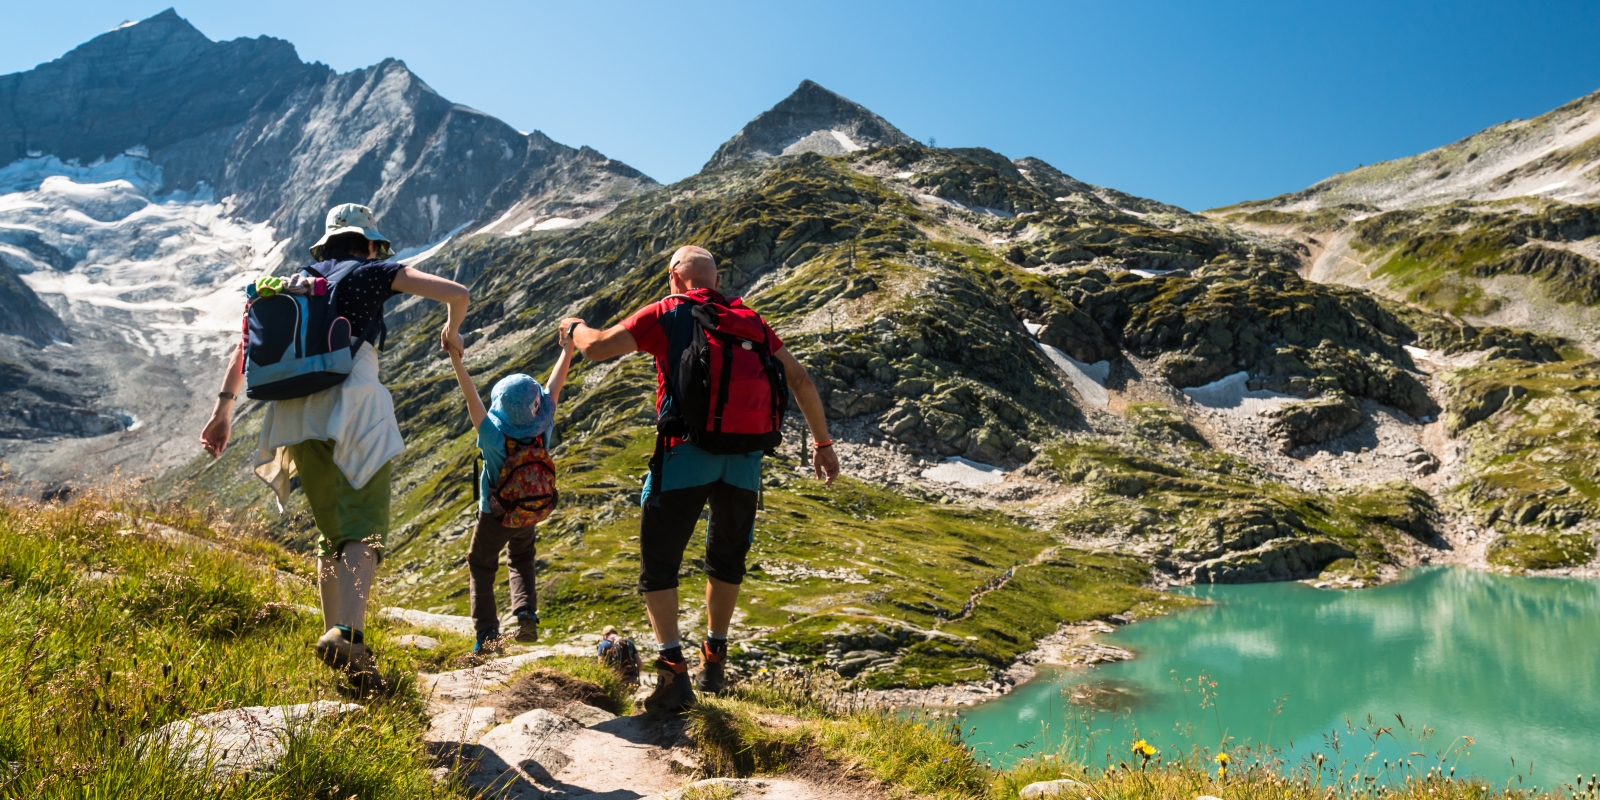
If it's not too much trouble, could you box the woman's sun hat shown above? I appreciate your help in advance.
[310,203,393,261]
[488,373,555,441]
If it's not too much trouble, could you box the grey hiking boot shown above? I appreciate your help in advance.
[643,658,696,714]
[694,641,726,695]
[512,609,539,643]
[315,628,352,669]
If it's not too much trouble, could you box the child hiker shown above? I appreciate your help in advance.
[448,328,575,653]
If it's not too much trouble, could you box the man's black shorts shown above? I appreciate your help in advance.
[638,479,756,593]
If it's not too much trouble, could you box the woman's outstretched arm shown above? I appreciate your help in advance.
[199,343,247,458]
[391,266,470,357]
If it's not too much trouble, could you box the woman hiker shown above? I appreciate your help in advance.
[198,203,470,683]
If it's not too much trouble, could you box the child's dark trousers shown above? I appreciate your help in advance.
[467,513,537,632]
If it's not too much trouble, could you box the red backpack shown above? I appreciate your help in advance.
[658,294,790,455]
[488,434,559,528]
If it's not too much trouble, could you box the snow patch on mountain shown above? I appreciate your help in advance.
[1,154,275,357]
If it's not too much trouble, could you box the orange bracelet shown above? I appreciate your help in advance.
[813,440,834,448]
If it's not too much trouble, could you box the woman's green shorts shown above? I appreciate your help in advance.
[287,438,391,561]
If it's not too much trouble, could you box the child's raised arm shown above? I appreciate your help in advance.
[449,350,488,429]
[546,329,578,406]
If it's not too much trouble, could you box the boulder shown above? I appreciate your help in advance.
[1263,393,1363,452]
[138,701,362,779]
[1020,779,1087,798]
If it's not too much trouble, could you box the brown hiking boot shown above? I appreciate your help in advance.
[694,641,726,695]
[643,658,696,714]
[315,628,352,670]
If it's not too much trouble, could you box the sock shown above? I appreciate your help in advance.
[706,632,728,655]
[351,629,364,646]
[335,624,352,641]
[657,640,685,663]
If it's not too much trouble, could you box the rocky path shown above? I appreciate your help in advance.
[414,634,856,799]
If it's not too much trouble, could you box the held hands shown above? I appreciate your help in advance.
[813,443,840,486]
[441,326,464,359]
[558,317,583,352]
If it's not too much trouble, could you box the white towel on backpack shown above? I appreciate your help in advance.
[253,345,405,511]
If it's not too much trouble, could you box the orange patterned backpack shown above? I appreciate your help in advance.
[490,434,558,528]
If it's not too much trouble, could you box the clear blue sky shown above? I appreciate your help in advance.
[7,1,1600,211]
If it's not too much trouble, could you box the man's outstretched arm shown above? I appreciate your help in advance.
[776,347,839,485]
[561,317,637,362]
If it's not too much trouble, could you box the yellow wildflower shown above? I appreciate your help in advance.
[1131,739,1157,759]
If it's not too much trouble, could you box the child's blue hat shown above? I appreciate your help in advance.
[488,373,554,440]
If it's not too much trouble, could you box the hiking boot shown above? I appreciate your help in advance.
[512,609,539,643]
[694,641,726,695]
[643,658,696,714]
[473,628,502,655]
[315,628,352,670]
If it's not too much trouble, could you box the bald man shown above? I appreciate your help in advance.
[562,246,839,712]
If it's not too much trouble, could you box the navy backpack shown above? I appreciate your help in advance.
[243,259,385,401]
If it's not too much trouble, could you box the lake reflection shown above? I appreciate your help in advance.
[958,567,1600,786]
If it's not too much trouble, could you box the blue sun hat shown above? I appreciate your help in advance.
[488,374,554,441]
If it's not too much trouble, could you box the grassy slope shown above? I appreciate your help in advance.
[1443,357,1600,568]
[0,493,479,798]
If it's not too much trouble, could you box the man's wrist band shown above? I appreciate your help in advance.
[566,321,580,339]
[813,440,834,448]
[218,391,237,402]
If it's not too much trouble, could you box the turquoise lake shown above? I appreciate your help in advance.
[957,567,1600,787]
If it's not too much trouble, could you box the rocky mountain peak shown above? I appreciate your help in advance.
[0,8,313,166]
[703,79,917,171]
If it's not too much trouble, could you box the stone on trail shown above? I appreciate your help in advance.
[395,634,441,650]
[468,709,582,791]
[564,702,616,727]
[380,607,477,637]
[137,701,361,779]
[1019,779,1087,798]
[656,776,861,799]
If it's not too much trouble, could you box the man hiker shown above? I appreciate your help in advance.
[562,245,840,713]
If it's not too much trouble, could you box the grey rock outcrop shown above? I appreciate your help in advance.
[1263,392,1364,452]
[0,258,68,346]
[704,80,917,170]
[137,701,362,779]
[1192,537,1354,583]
